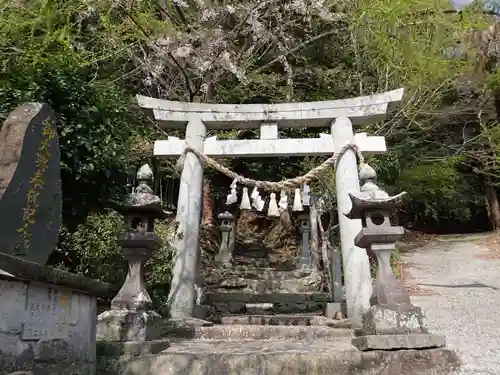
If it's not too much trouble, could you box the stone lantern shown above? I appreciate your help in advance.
[293,183,312,269]
[346,164,446,352]
[216,211,236,266]
[96,164,171,353]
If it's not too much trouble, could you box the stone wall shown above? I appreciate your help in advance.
[0,254,109,375]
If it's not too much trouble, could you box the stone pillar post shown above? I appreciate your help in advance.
[168,119,206,319]
[298,213,311,268]
[216,211,235,266]
[331,116,372,327]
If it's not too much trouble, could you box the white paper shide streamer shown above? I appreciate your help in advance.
[240,187,251,210]
[226,179,238,205]
[292,188,303,211]
[278,190,288,211]
[301,183,310,206]
[267,193,280,217]
[251,187,265,211]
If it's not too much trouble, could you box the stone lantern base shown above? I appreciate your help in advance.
[352,303,447,351]
[96,309,170,356]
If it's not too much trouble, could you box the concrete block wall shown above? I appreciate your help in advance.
[0,276,98,374]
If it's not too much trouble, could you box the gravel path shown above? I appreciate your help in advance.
[402,233,500,375]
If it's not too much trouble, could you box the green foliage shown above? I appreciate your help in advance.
[58,211,174,315]
[395,161,484,228]
[0,0,158,224]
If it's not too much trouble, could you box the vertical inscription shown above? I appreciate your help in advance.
[15,119,55,255]
[22,283,71,340]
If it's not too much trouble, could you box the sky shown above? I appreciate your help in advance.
[449,0,500,12]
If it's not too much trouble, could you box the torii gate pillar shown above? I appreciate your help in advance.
[332,117,371,324]
[169,118,206,319]
[137,89,404,327]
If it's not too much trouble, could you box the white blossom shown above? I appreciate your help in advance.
[172,0,189,8]
[174,44,193,58]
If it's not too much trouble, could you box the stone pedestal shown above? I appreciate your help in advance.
[351,299,447,352]
[97,310,164,342]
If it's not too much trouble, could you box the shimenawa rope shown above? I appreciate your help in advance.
[175,142,364,192]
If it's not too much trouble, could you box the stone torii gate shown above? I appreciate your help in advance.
[137,88,404,326]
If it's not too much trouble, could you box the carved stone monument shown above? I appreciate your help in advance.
[0,103,62,265]
[347,164,447,351]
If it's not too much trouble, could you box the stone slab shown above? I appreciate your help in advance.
[0,360,95,375]
[325,302,346,320]
[0,253,109,295]
[204,292,332,304]
[221,314,343,326]
[164,317,213,328]
[96,339,170,357]
[0,277,99,375]
[0,103,61,265]
[352,334,447,351]
[97,337,460,375]
[160,325,352,340]
[245,303,274,315]
[359,303,428,336]
[96,310,163,342]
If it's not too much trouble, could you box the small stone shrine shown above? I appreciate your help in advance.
[347,164,447,351]
[0,102,62,265]
[96,164,170,355]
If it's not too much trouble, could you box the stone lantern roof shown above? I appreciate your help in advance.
[345,164,406,220]
[109,164,171,219]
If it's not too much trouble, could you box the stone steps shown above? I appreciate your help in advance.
[215,277,321,294]
[220,314,350,327]
[204,292,332,304]
[230,256,296,269]
[207,266,315,280]
[97,337,460,375]
[203,292,332,316]
[161,324,352,340]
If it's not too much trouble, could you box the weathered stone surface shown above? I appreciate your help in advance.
[209,268,323,294]
[160,325,351,340]
[0,275,99,375]
[204,292,331,304]
[96,310,163,342]
[164,317,214,328]
[221,314,339,326]
[325,302,346,319]
[245,303,274,315]
[0,103,61,265]
[96,339,170,357]
[352,334,446,351]
[97,336,460,375]
[0,253,110,295]
[206,292,331,317]
[358,303,428,336]
[1,361,95,375]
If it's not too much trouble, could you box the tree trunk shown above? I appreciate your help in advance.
[202,179,213,226]
[485,181,500,230]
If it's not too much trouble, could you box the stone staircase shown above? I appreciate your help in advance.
[96,245,459,375]
[201,242,345,325]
